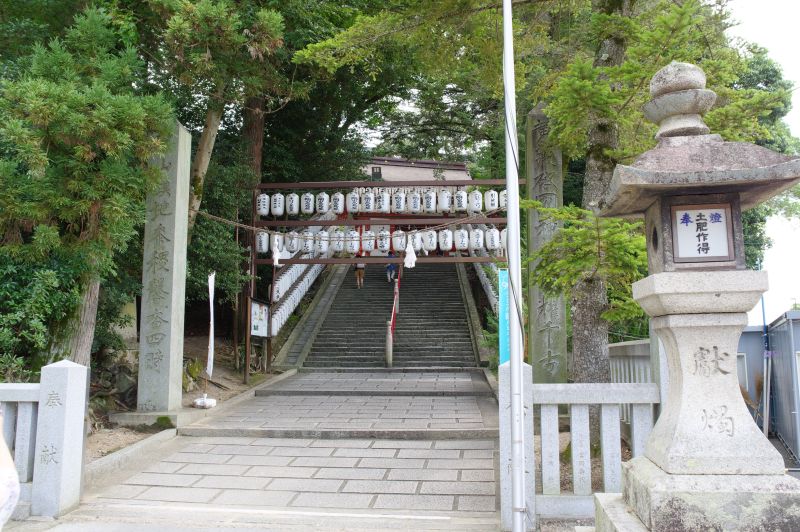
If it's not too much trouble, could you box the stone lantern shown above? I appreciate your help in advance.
[596,62,800,530]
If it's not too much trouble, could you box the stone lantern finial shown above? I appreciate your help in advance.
[643,62,716,139]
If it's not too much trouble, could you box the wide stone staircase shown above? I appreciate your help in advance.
[303,263,478,368]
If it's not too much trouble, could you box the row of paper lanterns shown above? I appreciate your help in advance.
[256,227,506,255]
[271,263,324,337]
[256,189,507,217]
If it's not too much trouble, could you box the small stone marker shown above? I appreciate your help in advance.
[137,122,191,413]
[31,361,89,517]
[596,62,800,530]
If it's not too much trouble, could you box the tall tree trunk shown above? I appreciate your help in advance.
[571,0,636,385]
[50,278,101,367]
[243,95,265,175]
[187,87,226,238]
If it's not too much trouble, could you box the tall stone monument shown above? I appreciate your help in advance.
[137,122,191,413]
[594,62,800,530]
[526,107,567,383]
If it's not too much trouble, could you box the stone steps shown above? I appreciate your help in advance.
[302,263,477,369]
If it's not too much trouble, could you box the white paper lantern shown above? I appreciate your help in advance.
[256,193,270,216]
[316,191,330,214]
[346,191,360,213]
[454,190,468,211]
[484,189,499,211]
[286,193,300,215]
[500,228,508,254]
[500,189,508,209]
[411,231,423,251]
[468,190,483,212]
[301,230,314,253]
[377,229,391,252]
[438,229,453,251]
[331,192,345,214]
[423,190,437,213]
[301,192,315,214]
[270,193,285,217]
[391,229,407,252]
[285,231,300,252]
[422,229,437,252]
[438,189,452,212]
[486,227,501,251]
[377,190,391,214]
[271,232,284,253]
[345,229,360,254]
[362,191,375,212]
[469,228,484,250]
[332,229,345,252]
[361,230,376,252]
[408,192,422,214]
[392,191,406,213]
[315,230,330,254]
[454,228,470,250]
[256,231,269,253]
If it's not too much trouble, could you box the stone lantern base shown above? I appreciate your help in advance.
[593,270,800,531]
[595,457,800,531]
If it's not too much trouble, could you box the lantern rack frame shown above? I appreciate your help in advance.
[244,179,518,382]
[254,255,505,266]
[256,179,524,190]
[254,216,508,227]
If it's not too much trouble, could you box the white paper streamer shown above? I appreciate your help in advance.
[206,272,216,377]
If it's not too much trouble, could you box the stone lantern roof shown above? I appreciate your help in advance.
[600,62,800,217]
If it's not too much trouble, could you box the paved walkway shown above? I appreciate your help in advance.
[11,370,500,531]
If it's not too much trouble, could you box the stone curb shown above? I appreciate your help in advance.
[83,428,177,488]
[178,426,500,441]
[455,262,485,366]
[482,368,499,399]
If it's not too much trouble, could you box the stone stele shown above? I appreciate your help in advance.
[595,62,800,531]
[526,106,567,384]
[136,121,191,413]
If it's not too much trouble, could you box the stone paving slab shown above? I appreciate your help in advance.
[185,394,498,435]
[255,371,492,396]
[28,502,500,531]
[80,436,498,521]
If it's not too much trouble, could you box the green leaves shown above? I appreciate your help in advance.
[524,201,648,323]
[158,0,285,100]
[0,8,174,370]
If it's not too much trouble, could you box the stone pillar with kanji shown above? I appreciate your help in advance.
[136,122,191,413]
[594,62,800,531]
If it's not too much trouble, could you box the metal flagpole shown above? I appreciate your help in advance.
[502,0,527,530]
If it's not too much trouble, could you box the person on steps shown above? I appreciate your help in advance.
[355,259,366,289]
[386,251,397,282]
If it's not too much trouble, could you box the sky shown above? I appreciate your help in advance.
[725,1,800,326]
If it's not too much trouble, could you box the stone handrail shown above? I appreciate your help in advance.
[532,382,659,519]
[0,361,88,519]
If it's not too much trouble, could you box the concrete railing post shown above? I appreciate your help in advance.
[31,360,89,517]
[385,321,393,368]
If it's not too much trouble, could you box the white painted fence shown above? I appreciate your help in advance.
[608,340,653,442]
[532,382,659,519]
[0,361,88,519]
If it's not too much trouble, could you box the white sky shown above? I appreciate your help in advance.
[726,1,800,325]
